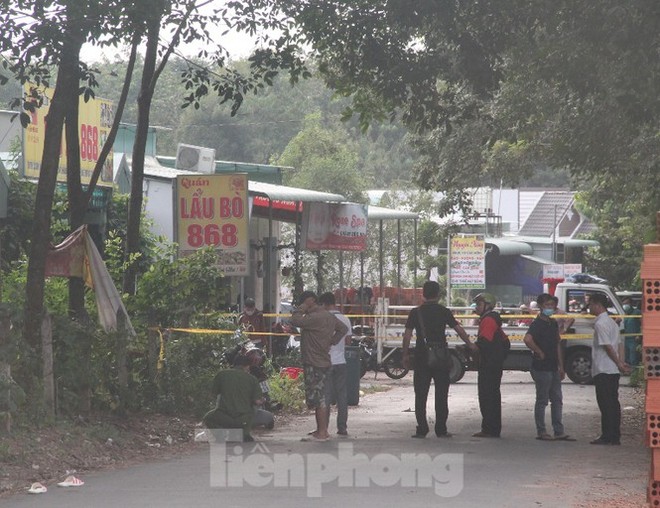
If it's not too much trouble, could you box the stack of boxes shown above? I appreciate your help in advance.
[643,215,660,506]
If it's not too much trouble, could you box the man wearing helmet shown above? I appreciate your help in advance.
[472,292,508,438]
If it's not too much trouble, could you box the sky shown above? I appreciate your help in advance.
[79,2,262,65]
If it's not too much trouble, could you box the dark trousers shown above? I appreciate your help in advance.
[325,364,348,433]
[413,360,450,435]
[593,373,621,443]
[478,356,504,436]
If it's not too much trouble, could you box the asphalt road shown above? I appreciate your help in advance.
[1,372,649,508]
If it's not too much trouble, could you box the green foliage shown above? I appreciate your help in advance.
[156,332,231,417]
[268,373,305,414]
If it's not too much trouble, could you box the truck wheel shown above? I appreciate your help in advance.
[566,349,593,384]
[449,351,466,384]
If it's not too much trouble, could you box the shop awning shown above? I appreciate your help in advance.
[367,205,419,220]
[563,239,600,248]
[486,238,533,256]
[249,181,345,203]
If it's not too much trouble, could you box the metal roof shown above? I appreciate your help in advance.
[248,181,345,203]
[367,205,419,220]
[486,238,533,256]
[518,191,574,236]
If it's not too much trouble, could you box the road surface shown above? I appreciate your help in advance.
[2,372,648,507]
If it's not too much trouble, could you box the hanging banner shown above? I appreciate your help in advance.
[449,234,485,289]
[23,84,115,187]
[301,202,368,251]
[175,174,249,276]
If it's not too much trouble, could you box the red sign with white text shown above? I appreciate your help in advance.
[301,203,368,251]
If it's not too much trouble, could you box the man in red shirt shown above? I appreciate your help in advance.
[238,298,267,351]
[472,292,508,438]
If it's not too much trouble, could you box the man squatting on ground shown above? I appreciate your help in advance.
[290,290,349,441]
[202,354,273,442]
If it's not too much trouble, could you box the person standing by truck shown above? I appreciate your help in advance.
[523,293,570,441]
[588,293,631,445]
[402,281,477,438]
[622,296,642,366]
[472,292,509,438]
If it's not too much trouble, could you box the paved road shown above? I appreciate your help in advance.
[1,372,648,507]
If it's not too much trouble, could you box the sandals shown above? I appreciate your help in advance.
[28,482,47,494]
[536,433,555,441]
[57,475,85,487]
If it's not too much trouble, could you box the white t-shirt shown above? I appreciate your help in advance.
[591,311,621,376]
[329,310,351,365]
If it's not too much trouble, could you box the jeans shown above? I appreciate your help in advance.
[594,373,621,443]
[325,364,348,432]
[624,337,640,366]
[413,359,450,435]
[531,369,564,436]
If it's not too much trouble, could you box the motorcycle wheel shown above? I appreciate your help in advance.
[383,356,409,379]
[448,351,466,384]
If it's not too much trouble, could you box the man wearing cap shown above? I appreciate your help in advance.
[291,291,349,441]
[238,298,267,351]
[472,292,508,438]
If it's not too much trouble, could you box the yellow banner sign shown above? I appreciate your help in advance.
[23,85,115,187]
[175,174,249,276]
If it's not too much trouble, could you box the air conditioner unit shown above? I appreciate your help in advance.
[175,143,216,173]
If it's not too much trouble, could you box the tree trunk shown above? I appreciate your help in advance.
[122,17,161,296]
[41,313,55,417]
[23,31,85,348]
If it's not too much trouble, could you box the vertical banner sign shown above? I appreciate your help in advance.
[301,202,368,251]
[23,84,115,187]
[449,234,486,289]
[176,174,249,276]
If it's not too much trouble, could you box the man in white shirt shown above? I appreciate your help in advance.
[319,292,352,436]
[588,293,631,445]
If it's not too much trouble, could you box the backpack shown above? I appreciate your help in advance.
[482,311,510,359]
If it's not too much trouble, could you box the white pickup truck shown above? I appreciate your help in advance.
[375,282,629,384]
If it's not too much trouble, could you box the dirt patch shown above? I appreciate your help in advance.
[0,413,203,498]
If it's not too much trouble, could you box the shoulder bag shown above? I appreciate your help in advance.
[419,307,450,370]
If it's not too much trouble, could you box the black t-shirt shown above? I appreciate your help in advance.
[405,302,459,349]
[527,316,560,371]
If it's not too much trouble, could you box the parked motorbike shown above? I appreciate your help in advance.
[352,325,409,380]
[222,337,281,411]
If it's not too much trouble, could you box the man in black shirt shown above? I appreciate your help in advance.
[523,293,570,441]
[402,281,477,438]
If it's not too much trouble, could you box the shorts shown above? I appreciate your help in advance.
[303,364,330,409]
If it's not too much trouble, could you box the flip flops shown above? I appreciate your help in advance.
[301,433,330,442]
[536,433,555,441]
[57,475,85,487]
[28,482,47,494]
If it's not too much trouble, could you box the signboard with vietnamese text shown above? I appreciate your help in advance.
[301,202,368,251]
[175,174,249,276]
[449,235,485,289]
[543,263,583,279]
[23,84,115,187]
